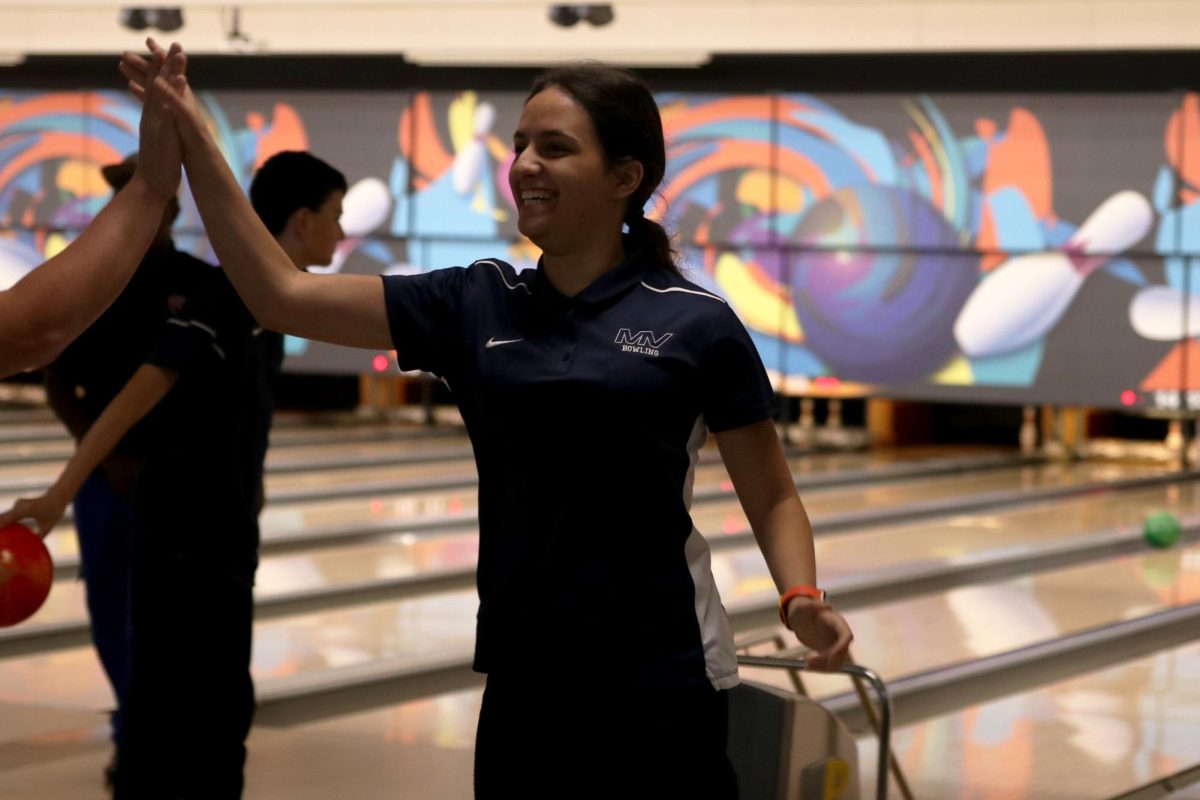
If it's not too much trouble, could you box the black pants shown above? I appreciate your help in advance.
[475,674,738,800]
[113,549,255,800]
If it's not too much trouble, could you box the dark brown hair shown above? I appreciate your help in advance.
[529,63,678,274]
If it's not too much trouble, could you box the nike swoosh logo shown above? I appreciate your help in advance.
[486,337,524,348]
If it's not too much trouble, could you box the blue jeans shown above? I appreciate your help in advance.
[73,471,135,744]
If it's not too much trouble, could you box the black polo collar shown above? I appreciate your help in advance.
[532,241,651,308]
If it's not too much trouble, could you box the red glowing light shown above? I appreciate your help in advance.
[1120,389,1137,407]
[372,354,389,373]
[813,376,841,388]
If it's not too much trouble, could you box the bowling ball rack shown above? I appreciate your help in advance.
[733,633,903,800]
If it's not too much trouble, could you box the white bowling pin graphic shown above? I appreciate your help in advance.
[340,177,392,238]
[954,190,1153,358]
[307,177,392,275]
[452,101,496,196]
[1129,285,1200,341]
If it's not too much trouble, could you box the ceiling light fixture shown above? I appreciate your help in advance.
[549,5,616,28]
[119,8,185,34]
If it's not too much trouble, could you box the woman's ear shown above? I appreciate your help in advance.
[611,158,645,201]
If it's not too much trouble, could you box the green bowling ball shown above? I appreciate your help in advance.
[1143,511,1183,549]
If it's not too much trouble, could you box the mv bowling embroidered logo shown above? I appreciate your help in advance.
[614,328,673,357]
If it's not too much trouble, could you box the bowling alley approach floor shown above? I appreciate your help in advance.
[0,701,477,800]
[1,408,1199,798]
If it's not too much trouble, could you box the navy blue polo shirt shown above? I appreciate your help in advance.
[137,270,283,585]
[382,246,774,689]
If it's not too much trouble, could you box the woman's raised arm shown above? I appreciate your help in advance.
[121,40,392,350]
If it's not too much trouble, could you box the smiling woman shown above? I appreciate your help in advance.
[121,44,852,799]
[513,65,677,290]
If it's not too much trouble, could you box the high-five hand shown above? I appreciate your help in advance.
[120,38,207,158]
[123,40,183,202]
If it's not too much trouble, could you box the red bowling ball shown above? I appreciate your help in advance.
[0,522,53,627]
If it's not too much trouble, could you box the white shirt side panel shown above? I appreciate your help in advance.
[683,415,740,690]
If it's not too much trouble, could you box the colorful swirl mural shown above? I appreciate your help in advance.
[0,85,1194,409]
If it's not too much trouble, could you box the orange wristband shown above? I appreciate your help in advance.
[778,584,826,624]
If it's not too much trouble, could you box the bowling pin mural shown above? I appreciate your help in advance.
[954,190,1154,358]
[1128,285,1200,341]
[451,99,497,196]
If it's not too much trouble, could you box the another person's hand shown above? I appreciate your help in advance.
[123,41,182,203]
[0,490,71,540]
[120,39,205,163]
[785,598,853,671]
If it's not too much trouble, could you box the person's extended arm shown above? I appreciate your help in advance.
[715,419,853,670]
[0,49,180,378]
[0,363,177,537]
[0,179,175,378]
[120,41,391,350]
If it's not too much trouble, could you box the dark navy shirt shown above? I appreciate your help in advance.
[45,244,213,462]
[382,247,774,688]
[137,270,283,585]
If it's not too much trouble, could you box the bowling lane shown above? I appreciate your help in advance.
[252,459,1172,536]
[854,641,1200,799]
[0,591,481,710]
[286,642,1200,800]
[0,437,477,487]
[277,637,1200,799]
[0,415,461,451]
[32,458,1181,578]
[5,490,1197,714]
[23,528,481,631]
[0,438,72,466]
[20,478,1200,633]
[0,423,66,445]
[813,480,1200,579]
[23,458,1166,575]
[0,407,56,425]
[741,540,1200,699]
[0,431,472,476]
[0,439,1013,498]
[257,444,1020,497]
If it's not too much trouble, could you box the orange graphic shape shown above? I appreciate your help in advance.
[661,96,773,140]
[982,108,1053,220]
[975,118,999,141]
[1140,341,1200,391]
[661,141,829,210]
[0,94,135,167]
[1166,92,1200,204]
[399,93,454,189]
[253,104,308,170]
[0,132,122,197]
